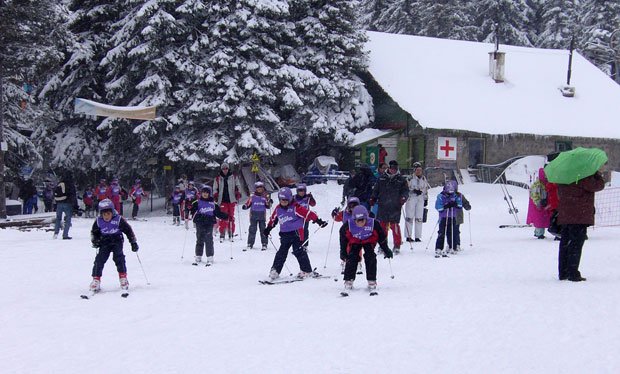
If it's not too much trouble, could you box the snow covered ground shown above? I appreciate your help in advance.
[1,181,619,373]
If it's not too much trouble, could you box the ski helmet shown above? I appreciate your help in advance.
[443,180,457,194]
[98,199,114,212]
[188,181,195,187]
[135,179,141,184]
[278,187,292,201]
[412,162,422,169]
[346,197,360,208]
[296,183,307,192]
[111,178,119,184]
[352,205,369,221]
[254,181,265,189]
[201,185,212,194]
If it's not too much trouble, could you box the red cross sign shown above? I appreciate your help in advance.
[437,137,457,161]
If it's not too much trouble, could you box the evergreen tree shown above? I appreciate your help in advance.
[579,0,620,79]
[537,0,579,49]
[0,0,67,174]
[375,0,422,35]
[476,0,534,47]
[418,0,478,41]
[38,1,121,173]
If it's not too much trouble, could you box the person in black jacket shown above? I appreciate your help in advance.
[190,185,228,266]
[53,172,78,240]
[348,164,376,209]
[370,160,409,253]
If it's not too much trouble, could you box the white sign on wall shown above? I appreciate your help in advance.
[437,137,457,161]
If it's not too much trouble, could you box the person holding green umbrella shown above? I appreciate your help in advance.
[546,148,607,282]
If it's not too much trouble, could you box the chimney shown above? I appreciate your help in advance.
[488,51,506,83]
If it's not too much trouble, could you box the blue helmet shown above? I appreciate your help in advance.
[352,205,369,221]
[443,180,457,194]
[201,185,212,194]
[296,183,307,192]
[254,181,264,189]
[98,199,114,212]
[278,187,292,201]
[347,197,360,208]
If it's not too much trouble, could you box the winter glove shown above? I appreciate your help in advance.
[91,239,100,249]
[130,242,139,252]
[444,201,457,209]
[382,247,394,259]
[331,207,340,218]
[413,189,422,196]
[315,218,328,228]
[340,197,346,206]
[399,196,407,206]
[263,226,272,237]
[241,204,249,210]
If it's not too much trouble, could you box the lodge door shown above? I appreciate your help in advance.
[468,138,485,168]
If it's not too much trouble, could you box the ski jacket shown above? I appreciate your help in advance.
[243,192,272,212]
[83,190,95,207]
[370,171,409,222]
[349,167,376,204]
[455,193,471,225]
[267,201,318,238]
[96,184,109,200]
[91,214,136,246]
[526,168,554,228]
[130,185,147,205]
[169,190,184,205]
[54,180,77,206]
[294,193,316,209]
[557,172,605,226]
[342,218,389,252]
[213,171,242,205]
[184,187,198,205]
[407,174,430,200]
[435,191,463,219]
[190,197,228,225]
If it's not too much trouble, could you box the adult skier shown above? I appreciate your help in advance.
[370,160,409,253]
[89,199,139,293]
[404,162,430,243]
[213,163,242,242]
[263,187,328,280]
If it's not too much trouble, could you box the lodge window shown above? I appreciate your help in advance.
[555,141,572,152]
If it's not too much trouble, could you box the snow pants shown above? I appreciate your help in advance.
[218,202,236,238]
[247,211,267,247]
[92,241,126,277]
[195,223,215,257]
[380,221,402,248]
[405,194,425,240]
[343,243,377,282]
[271,231,312,274]
[131,202,140,219]
[558,224,587,280]
[172,203,180,218]
[435,217,459,250]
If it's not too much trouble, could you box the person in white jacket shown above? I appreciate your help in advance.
[404,162,430,242]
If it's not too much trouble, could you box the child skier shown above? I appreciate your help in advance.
[340,205,393,295]
[83,187,95,218]
[89,199,139,293]
[263,187,328,280]
[183,181,199,229]
[107,178,122,214]
[129,179,148,220]
[241,181,272,251]
[169,185,184,226]
[434,180,463,258]
[294,183,316,250]
[190,186,228,266]
[332,197,361,270]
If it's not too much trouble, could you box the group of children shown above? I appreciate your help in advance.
[82,178,147,219]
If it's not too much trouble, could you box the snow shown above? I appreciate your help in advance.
[366,31,620,139]
[2,181,620,373]
[350,128,393,146]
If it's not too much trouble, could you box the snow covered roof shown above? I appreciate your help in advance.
[350,128,394,146]
[366,31,620,139]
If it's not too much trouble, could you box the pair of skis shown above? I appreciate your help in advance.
[258,274,331,285]
[80,289,129,299]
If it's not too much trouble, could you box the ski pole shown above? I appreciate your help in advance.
[300,225,323,250]
[323,220,336,268]
[180,227,189,260]
[468,211,473,247]
[425,219,439,250]
[388,258,395,279]
[236,202,243,241]
[229,218,234,260]
[135,252,151,285]
[268,236,293,276]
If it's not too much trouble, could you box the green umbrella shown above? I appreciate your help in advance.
[544,147,607,184]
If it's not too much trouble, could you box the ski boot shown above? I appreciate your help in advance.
[269,268,279,280]
[205,256,214,267]
[193,256,202,265]
[261,244,267,251]
[119,273,129,291]
[89,277,101,292]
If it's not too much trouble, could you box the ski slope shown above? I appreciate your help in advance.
[1,181,619,373]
